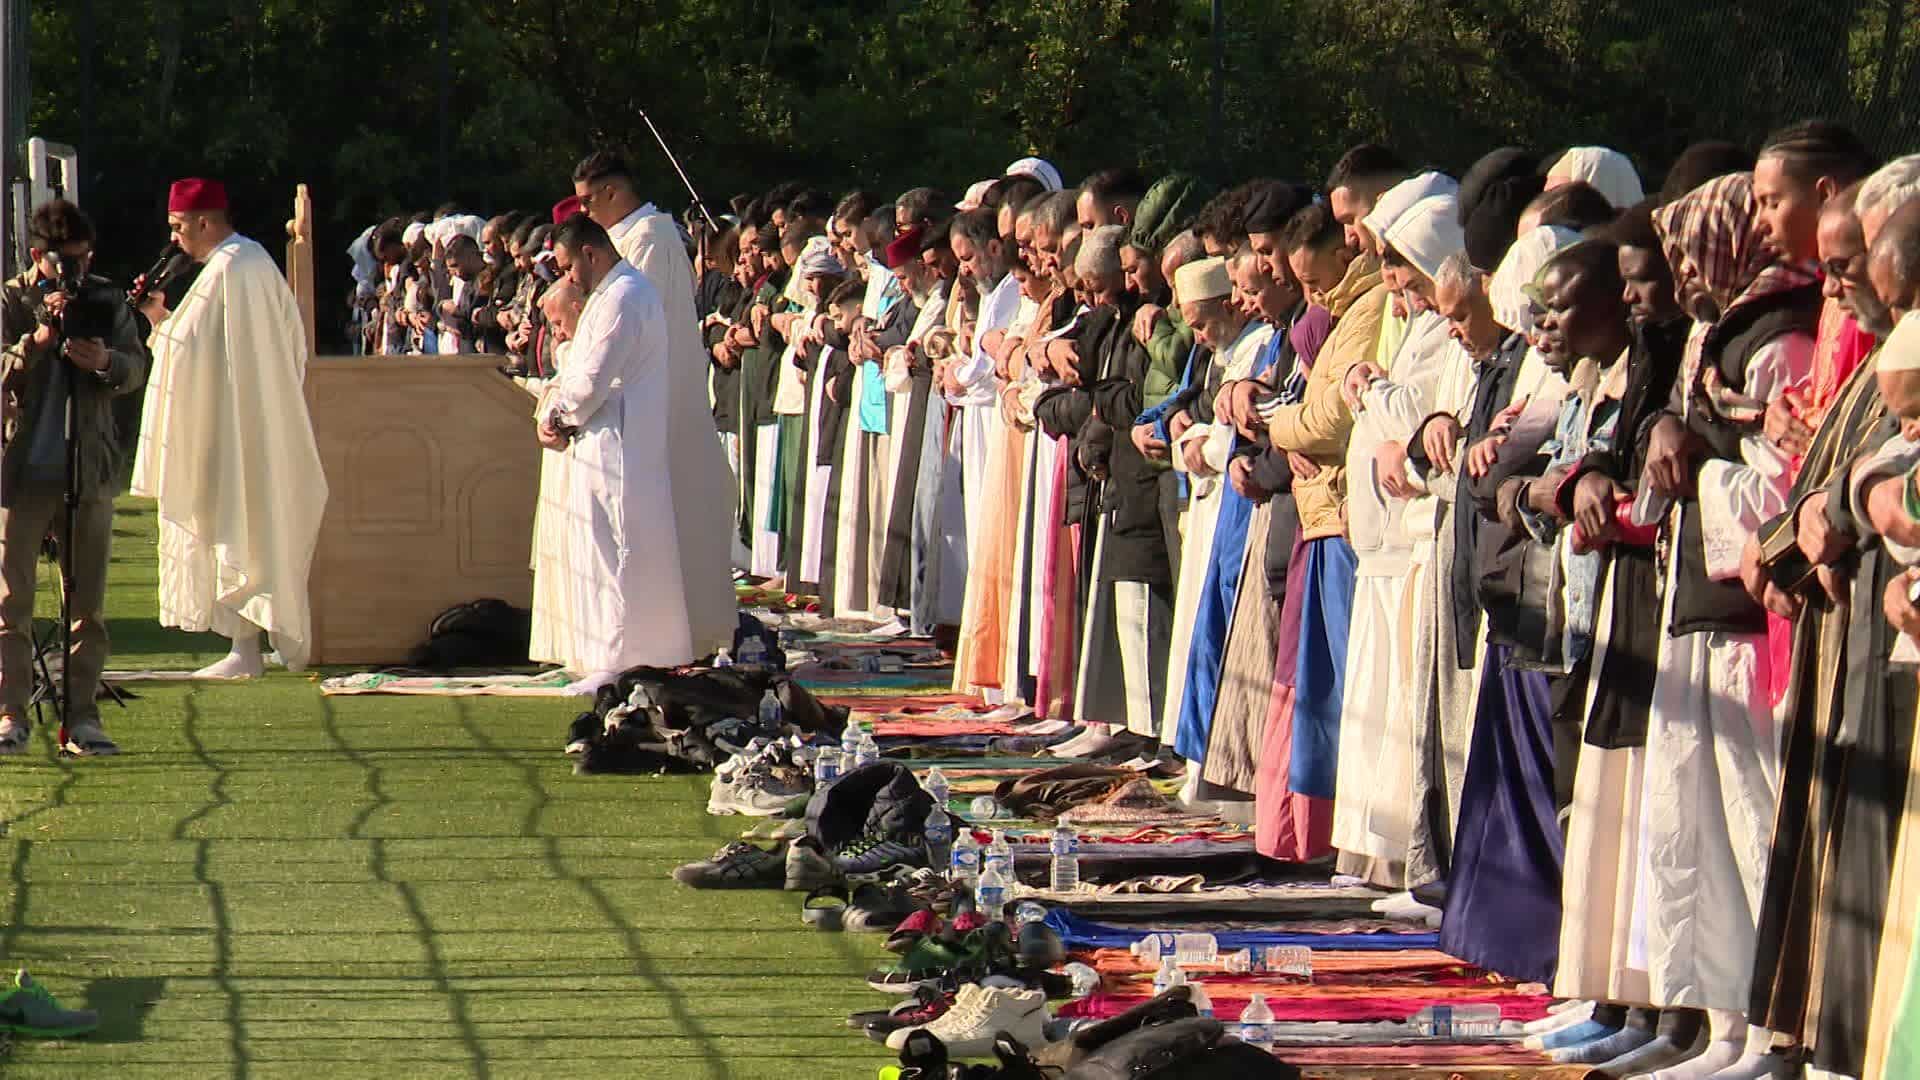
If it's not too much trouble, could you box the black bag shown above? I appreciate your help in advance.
[1066,1018,1300,1080]
[405,598,532,670]
[1475,529,1564,670]
[805,762,934,853]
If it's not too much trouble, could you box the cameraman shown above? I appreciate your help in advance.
[0,199,147,756]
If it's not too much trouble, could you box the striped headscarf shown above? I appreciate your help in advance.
[1653,172,1816,319]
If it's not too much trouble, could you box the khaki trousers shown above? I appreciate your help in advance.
[0,490,114,722]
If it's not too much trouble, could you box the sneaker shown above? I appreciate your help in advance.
[670,841,785,889]
[834,832,926,878]
[885,908,943,954]
[710,767,810,817]
[862,987,956,1042]
[784,838,840,892]
[847,984,948,1031]
[0,969,100,1037]
[885,984,1048,1056]
[0,714,28,756]
[59,720,118,757]
[866,934,968,993]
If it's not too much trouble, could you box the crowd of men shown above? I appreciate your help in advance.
[346,127,1920,1078]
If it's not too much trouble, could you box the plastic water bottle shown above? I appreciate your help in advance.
[969,795,1000,821]
[853,731,880,769]
[983,830,1013,880]
[975,861,1010,922]
[1151,956,1186,997]
[1048,824,1080,892]
[757,689,782,729]
[841,720,864,757]
[1409,1004,1502,1038]
[1173,932,1217,966]
[1238,993,1276,1050]
[1129,934,1169,965]
[923,767,951,809]
[713,648,733,668]
[1221,948,1255,973]
[738,635,768,665]
[1063,961,1101,998]
[950,829,982,887]
[1187,981,1213,1018]
[1264,945,1313,979]
[813,748,842,786]
[1012,901,1049,930]
[923,811,953,871]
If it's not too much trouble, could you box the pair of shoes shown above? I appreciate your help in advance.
[0,969,100,1037]
[58,720,118,758]
[883,983,1049,1056]
[706,764,809,816]
[670,841,787,889]
[784,838,840,892]
[843,881,917,932]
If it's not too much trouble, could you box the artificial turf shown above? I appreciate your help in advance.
[1,500,883,1078]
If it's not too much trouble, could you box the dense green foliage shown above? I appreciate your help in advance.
[19,0,1920,342]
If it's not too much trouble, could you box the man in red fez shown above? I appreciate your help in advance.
[131,179,328,679]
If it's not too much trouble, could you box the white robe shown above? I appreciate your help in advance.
[1160,319,1273,745]
[541,261,709,671]
[132,233,327,669]
[527,350,576,666]
[607,205,736,656]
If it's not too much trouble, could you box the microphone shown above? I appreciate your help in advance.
[128,243,188,305]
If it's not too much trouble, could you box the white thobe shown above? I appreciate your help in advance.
[541,262,709,671]
[606,205,736,655]
[133,233,328,668]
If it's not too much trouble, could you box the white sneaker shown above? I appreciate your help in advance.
[887,984,1048,1056]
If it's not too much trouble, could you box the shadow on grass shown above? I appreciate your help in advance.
[319,694,495,1080]
[81,975,168,1044]
[175,688,251,1080]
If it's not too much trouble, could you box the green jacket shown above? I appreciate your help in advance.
[1,270,148,504]
[1143,306,1192,408]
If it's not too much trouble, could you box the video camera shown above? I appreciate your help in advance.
[35,254,119,343]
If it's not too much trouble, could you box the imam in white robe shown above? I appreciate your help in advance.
[132,233,327,669]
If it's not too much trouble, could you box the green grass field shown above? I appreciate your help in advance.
[1,501,882,1078]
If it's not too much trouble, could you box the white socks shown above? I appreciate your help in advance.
[1645,1012,1748,1080]
[1525,1000,1595,1036]
[193,634,265,680]
[1702,1026,1792,1079]
[1047,724,1119,758]
[1371,891,1443,927]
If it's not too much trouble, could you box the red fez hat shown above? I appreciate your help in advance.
[168,178,228,213]
[884,227,925,271]
[551,196,584,225]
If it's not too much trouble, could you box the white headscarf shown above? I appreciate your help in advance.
[1383,195,1465,283]
[1362,171,1460,243]
[1490,225,1581,335]
[1547,147,1644,210]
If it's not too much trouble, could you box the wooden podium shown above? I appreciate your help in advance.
[286,188,541,666]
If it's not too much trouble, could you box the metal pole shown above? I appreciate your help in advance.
[435,0,450,200]
[1210,0,1225,178]
[639,109,718,231]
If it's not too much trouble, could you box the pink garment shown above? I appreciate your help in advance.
[1255,531,1333,860]
[1033,439,1078,719]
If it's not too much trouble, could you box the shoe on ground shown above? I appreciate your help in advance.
[886,908,943,953]
[0,969,100,1037]
[866,934,970,993]
[886,984,1048,1056]
[709,766,810,817]
[0,713,29,756]
[861,987,956,1042]
[59,720,118,758]
[784,837,841,891]
[834,831,927,879]
[670,840,786,889]
[844,882,916,932]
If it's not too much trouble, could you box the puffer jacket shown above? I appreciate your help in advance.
[1262,254,1387,540]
